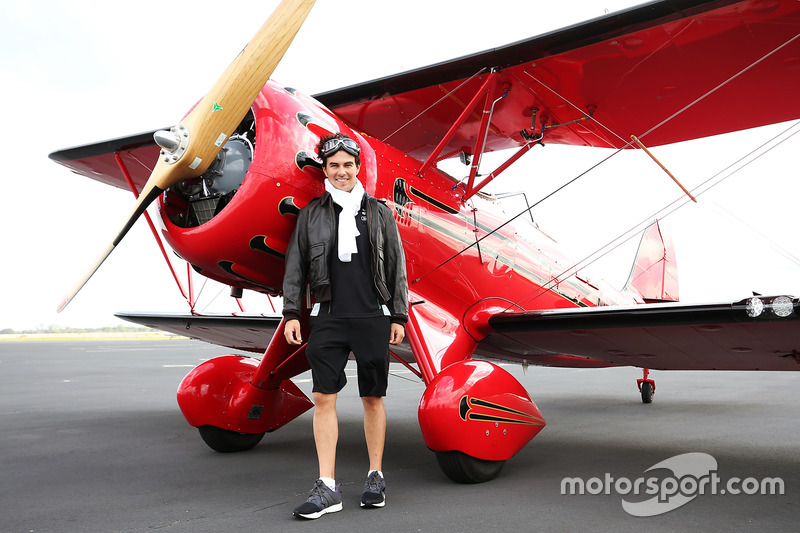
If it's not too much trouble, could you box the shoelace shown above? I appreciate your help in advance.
[366,474,383,492]
[308,481,331,505]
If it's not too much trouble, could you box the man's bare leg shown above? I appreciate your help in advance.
[293,392,342,518]
[362,396,386,472]
[313,392,338,479]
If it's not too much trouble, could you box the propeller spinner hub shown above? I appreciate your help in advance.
[154,125,190,164]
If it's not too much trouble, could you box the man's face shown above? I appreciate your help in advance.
[323,150,360,192]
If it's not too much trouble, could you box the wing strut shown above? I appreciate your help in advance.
[463,78,505,196]
[462,141,538,202]
[114,153,192,307]
[418,72,499,176]
[414,71,541,201]
[631,135,697,203]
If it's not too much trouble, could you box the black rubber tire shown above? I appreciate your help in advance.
[641,382,654,404]
[197,425,265,453]
[435,450,506,483]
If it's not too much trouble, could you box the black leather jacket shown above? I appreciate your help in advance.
[282,191,409,325]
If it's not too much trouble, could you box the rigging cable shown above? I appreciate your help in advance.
[637,31,800,142]
[381,68,487,145]
[519,69,627,148]
[411,143,626,285]
[193,277,209,312]
[507,119,800,312]
[411,28,800,285]
[199,285,228,314]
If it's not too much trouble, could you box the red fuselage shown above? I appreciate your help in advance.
[157,80,638,373]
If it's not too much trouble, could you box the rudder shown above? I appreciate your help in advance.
[623,221,679,302]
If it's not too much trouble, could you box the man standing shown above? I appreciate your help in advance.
[282,133,408,519]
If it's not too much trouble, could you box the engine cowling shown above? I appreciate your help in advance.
[156,80,378,295]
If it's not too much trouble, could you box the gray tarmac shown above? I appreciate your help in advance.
[0,339,798,532]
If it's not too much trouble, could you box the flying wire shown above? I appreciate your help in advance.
[199,285,228,314]
[412,29,800,287]
[410,143,628,285]
[520,70,627,148]
[636,31,800,142]
[506,119,800,312]
[381,68,487,144]
[193,277,209,312]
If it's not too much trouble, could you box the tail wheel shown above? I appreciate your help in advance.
[641,382,655,404]
[197,425,265,453]
[435,451,505,483]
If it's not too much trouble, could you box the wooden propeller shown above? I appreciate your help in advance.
[58,0,316,312]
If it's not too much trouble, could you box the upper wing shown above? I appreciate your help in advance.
[478,296,800,371]
[51,1,800,190]
[317,0,800,160]
[49,130,162,192]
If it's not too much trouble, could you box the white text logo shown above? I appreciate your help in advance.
[560,452,784,516]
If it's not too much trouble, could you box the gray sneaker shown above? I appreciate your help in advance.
[361,471,386,508]
[293,479,343,519]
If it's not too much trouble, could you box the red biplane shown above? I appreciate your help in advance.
[50,0,800,483]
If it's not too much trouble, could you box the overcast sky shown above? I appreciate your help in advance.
[2,0,799,331]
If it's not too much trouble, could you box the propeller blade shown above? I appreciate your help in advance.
[57,185,163,313]
[58,0,316,312]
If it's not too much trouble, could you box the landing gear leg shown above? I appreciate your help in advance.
[637,368,655,404]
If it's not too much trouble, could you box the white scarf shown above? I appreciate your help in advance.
[324,178,365,262]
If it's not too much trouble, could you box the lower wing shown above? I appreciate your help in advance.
[116,312,417,363]
[119,295,800,371]
[116,312,282,354]
[479,296,800,371]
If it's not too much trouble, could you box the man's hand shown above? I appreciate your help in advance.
[284,319,302,345]
[389,323,405,345]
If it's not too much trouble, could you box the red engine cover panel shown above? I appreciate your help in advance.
[418,360,545,461]
[177,355,312,433]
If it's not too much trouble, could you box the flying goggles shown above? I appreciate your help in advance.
[322,137,361,157]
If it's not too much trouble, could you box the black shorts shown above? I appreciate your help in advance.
[305,315,391,397]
